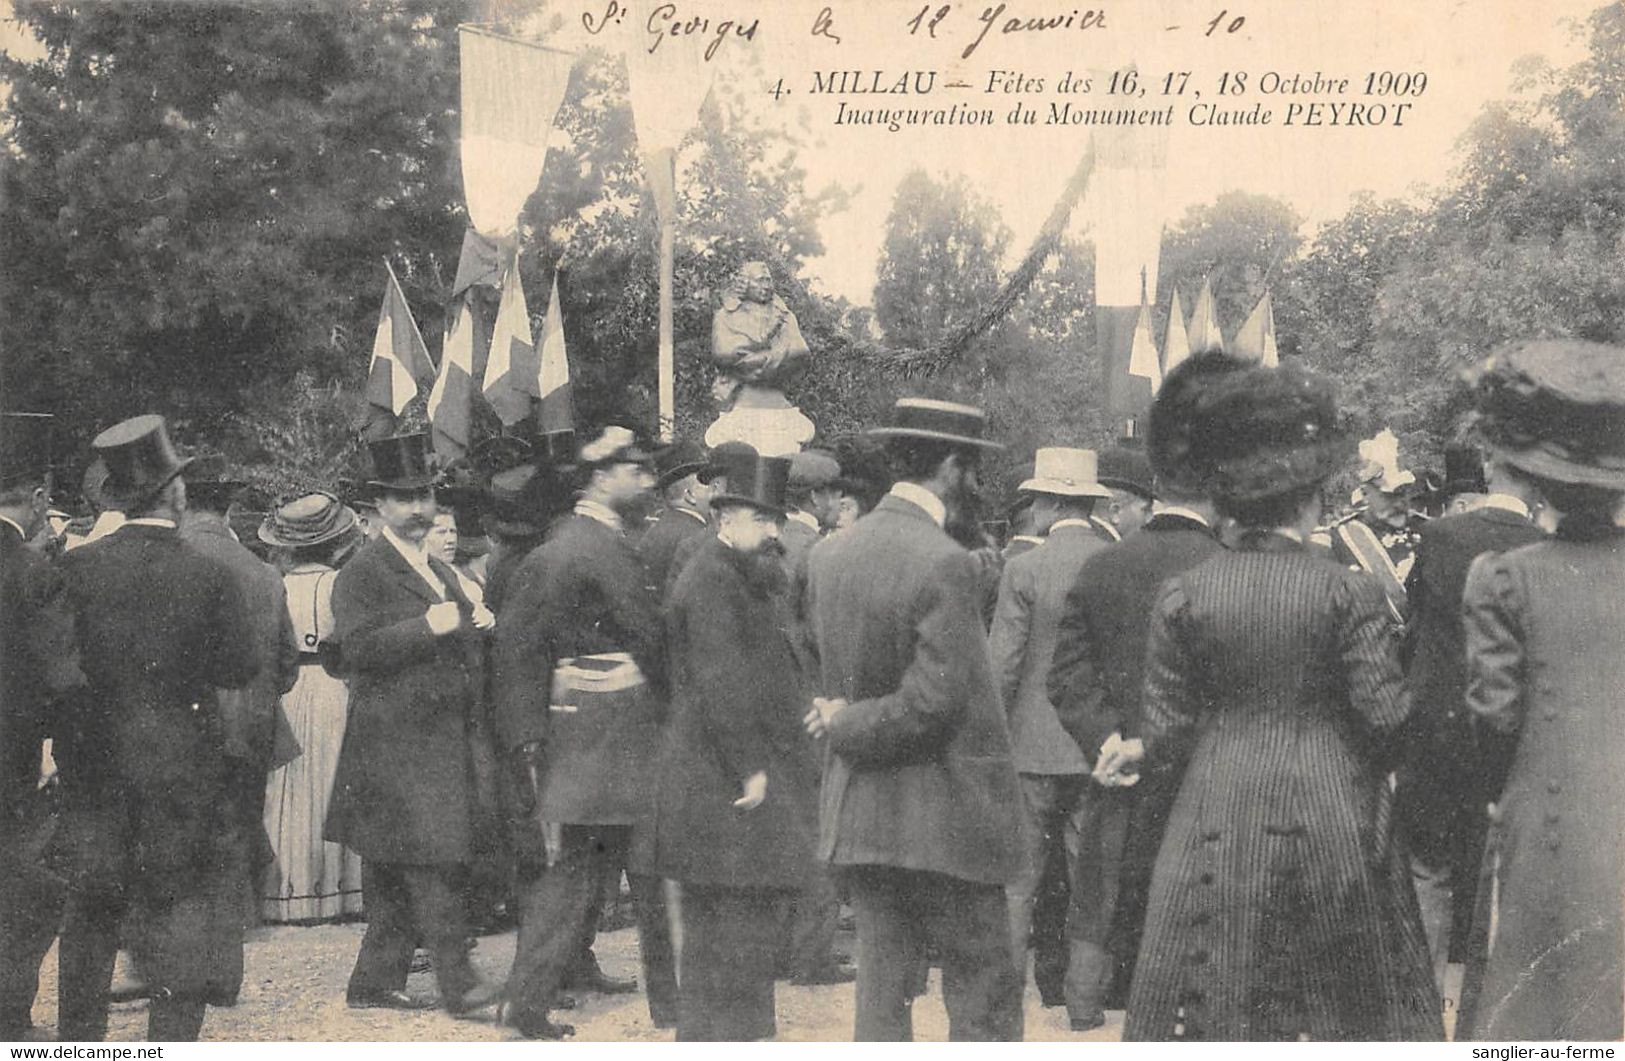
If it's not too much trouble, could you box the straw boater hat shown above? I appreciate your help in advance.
[1018,448,1111,499]
[709,445,792,518]
[92,414,194,510]
[259,492,359,549]
[1471,338,1625,489]
[1187,362,1355,504]
[867,397,1003,450]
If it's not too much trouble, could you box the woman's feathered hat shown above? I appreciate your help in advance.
[1471,339,1625,489]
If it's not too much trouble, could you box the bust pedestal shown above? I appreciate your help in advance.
[703,385,815,457]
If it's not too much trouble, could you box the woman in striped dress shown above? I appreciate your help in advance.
[259,493,366,922]
[1114,363,1442,1041]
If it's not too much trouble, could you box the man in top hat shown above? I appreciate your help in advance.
[1396,443,1546,986]
[985,447,1115,1019]
[801,397,1025,1041]
[638,440,715,599]
[652,445,822,1039]
[1045,352,1241,1028]
[176,453,301,1002]
[322,432,504,1017]
[52,414,261,1041]
[494,425,677,1039]
[0,412,84,1041]
[1441,444,1490,516]
[1095,444,1156,541]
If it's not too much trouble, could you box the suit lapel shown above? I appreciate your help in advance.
[377,535,445,604]
[429,556,471,609]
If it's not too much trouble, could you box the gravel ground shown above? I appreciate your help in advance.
[24,924,1461,1042]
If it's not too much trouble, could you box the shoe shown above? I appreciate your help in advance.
[204,990,240,1007]
[1038,988,1066,1008]
[446,977,506,1017]
[790,962,857,986]
[408,951,432,975]
[567,967,638,995]
[107,979,151,1004]
[551,993,577,1011]
[649,1010,678,1030]
[347,989,438,1011]
[1069,1013,1106,1032]
[513,1012,575,1040]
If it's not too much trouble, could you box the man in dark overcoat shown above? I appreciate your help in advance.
[637,440,713,598]
[324,433,503,1015]
[1044,352,1238,1023]
[53,415,259,1041]
[802,398,1025,1042]
[987,447,1114,1021]
[1396,452,1545,980]
[654,445,821,1040]
[0,413,83,1041]
[494,426,677,1039]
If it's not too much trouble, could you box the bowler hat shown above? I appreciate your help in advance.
[486,464,559,538]
[1018,447,1111,499]
[0,412,53,490]
[699,441,757,485]
[366,432,439,492]
[867,398,1003,450]
[1188,362,1355,504]
[655,439,709,491]
[1472,339,1625,489]
[710,445,791,517]
[259,492,359,549]
[788,449,841,492]
[1097,446,1156,500]
[92,414,194,509]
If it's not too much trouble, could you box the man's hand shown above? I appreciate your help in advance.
[733,770,768,810]
[1093,732,1146,787]
[803,696,849,739]
[425,601,461,635]
[469,602,496,631]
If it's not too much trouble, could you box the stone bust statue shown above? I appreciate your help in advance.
[709,260,811,406]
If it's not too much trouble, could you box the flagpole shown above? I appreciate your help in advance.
[455,23,576,58]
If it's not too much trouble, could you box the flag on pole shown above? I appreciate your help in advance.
[481,254,538,426]
[458,27,573,237]
[428,297,477,462]
[536,275,573,433]
[1232,290,1280,366]
[1128,286,1163,395]
[365,266,435,418]
[1187,278,1224,354]
[1161,288,1191,376]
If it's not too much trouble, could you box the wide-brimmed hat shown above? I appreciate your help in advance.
[577,426,660,470]
[709,445,791,517]
[655,439,709,491]
[1188,362,1355,504]
[1097,445,1156,501]
[1149,350,1251,496]
[1472,339,1625,489]
[259,492,359,549]
[1,412,53,491]
[185,451,247,507]
[867,398,1003,450]
[1018,447,1111,499]
[93,414,194,509]
[366,432,439,492]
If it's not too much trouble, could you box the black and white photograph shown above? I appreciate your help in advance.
[1,0,1622,1045]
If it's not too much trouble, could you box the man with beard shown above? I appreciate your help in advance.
[1045,352,1240,1027]
[802,398,1025,1041]
[495,426,677,1040]
[654,445,820,1040]
[324,433,503,1017]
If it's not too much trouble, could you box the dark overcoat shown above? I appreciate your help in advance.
[53,523,259,897]
[652,537,818,889]
[324,535,489,865]
[1124,534,1442,1042]
[1457,528,1624,1042]
[802,493,1022,887]
[0,523,81,823]
[1044,512,1221,955]
[494,511,666,825]
[638,504,711,600]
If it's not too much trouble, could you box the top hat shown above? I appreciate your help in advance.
[867,398,1003,451]
[535,428,578,468]
[1097,445,1156,500]
[258,492,359,549]
[92,414,194,509]
[184,451,246,507]
[1442,444,1487,497]
[366,433,439,492]
[577,426,660,470]
[788,449,841,492]
[1188,362,1355,505]
[468,435,534,477]
[655,439,710,491]
[1472,338,1625,489]
[1148,350,1250,496]
[0,412,54,491]
[710,445,792,517]
[699,441,757,485]
[1018,447,1111,499]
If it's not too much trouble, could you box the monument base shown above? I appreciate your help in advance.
[704,402,815,457]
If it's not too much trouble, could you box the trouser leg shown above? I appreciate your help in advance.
[347,861,415,998]
[58,883,125,1041]
[399,864,477,1003]
[783,863,840,979]
[131,884,216,1042]
[679,885,782,1042]
[1066,779,1125,1021]
[846,866,923,1041]
[506,827,610,1028]
[1410,853,1453,991]
[926,871,1024,1042]
[628,867,678,1023]
[0,860,63,1037]
[1007,775,1061,990]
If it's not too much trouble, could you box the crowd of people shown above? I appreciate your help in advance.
[0,337,1620,1043]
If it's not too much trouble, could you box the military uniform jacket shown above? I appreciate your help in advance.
[54,523,259,891]
[324,535,489,865]
[802,493,1023,887]
[494,511,667,825]
[652,537,818,889]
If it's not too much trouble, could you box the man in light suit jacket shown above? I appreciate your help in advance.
[803,398,1024,1041]
[987,447,1115,1016]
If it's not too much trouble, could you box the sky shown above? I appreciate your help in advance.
[3,0,1605,305]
